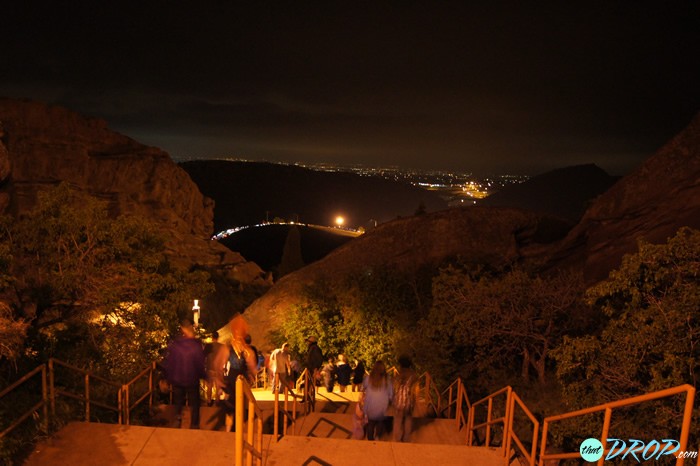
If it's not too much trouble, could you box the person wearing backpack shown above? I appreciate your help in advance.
[222,315,258,432]
[393,355,417,442]
[162,320,206,429]
[270,342,292,394]
[362,360,393,441]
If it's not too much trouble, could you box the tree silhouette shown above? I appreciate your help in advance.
[278,226,305,278]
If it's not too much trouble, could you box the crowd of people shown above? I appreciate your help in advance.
[161,316,419,442]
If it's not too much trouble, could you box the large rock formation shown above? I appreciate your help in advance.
[480,164,619,224]
[0,98,264,283]
[241,111,700,347]
[546,112,700,282]
[241,206,563,347]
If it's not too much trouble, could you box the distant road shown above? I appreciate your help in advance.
[212,222,363,241]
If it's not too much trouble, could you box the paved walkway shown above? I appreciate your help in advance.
[25,422,505,466]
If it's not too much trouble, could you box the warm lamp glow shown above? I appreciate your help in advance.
[192,299,200,327]
[335,216,344,227]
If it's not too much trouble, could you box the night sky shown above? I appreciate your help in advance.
[2,2,698,175]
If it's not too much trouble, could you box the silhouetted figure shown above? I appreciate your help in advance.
[222,315,258,432]
[163,320,206,429]
[321,357,337,393]
[336,354,352,392]
[352,359,365,392]
[204,331,226,407]
[393,355,417,442]
[270,342,293,393]
[362,360,393,440]
[305,336,324,385]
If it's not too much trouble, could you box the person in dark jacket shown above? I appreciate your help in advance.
[352,359,365,392]
[163,320,206,429]
[305,336,324,384]
[336,354,352,392]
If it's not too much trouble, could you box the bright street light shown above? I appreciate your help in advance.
[335,216,345,227]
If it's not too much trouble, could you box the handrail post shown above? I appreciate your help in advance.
[504,391,515,461]
[503,387,512,457]
[467,404,474,445]
[85,373,90,422]
[235,376,244,466]
[283,388,289,436]
[256,416,263,466]
[118,387,123,425]
[247,396,255,466]
[149,361,155,411]
[292,389,297,435]
[273,377,279,441]
[124,384,130,425]
[678,386,696,466]
[486,396,493,447]
[598,407,612,466]
[49,358,56,418]
[538,420,549,466]
[41,365,49,435]
[455,382,460,430]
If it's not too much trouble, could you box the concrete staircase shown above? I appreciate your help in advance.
[25,388,506,465]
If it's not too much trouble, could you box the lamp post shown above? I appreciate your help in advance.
[192,299,200,327]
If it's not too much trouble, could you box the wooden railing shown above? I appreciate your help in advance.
[295,368,316,413]
[49,359,123,424]
[121,362,156,425]
[234,375,264,466]
[3,358,696,466]
[272,373,298,440]
[538,384,697,466]
[0,364,49,440]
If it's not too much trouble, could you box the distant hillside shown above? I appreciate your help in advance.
[546,111,700,282]
[219,224,353,272]
[480,164,619,223]
[180,160,448,232]
[239,206,568,347]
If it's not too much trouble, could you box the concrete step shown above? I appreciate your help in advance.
[25,422,505,466]
[294,412,469,445]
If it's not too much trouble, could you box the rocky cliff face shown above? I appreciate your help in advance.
[0,98,264,282]
[546,112,700,282]
[242,111,700,347]
[241,206,561,347]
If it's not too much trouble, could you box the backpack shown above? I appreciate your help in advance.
[225,347,247,383]
[394,376,414,411]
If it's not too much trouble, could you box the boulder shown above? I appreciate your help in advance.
[0,98,264,280]
[546,112,700,282]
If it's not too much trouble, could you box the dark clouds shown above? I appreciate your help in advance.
[2,2,698,175]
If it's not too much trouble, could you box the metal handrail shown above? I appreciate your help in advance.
[538,384,697,466]
[235,375,264,466]
[506,391,539,466]
[0,364,48,439]
[468,385,511,456]
[272,373,299,441]
[295,368,315,413]
[440,377,471,424]
[49,358,123,423]
[121,362,156,425]
[417,371,441,416]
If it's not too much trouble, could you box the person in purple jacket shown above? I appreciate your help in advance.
[163,320,206,429]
